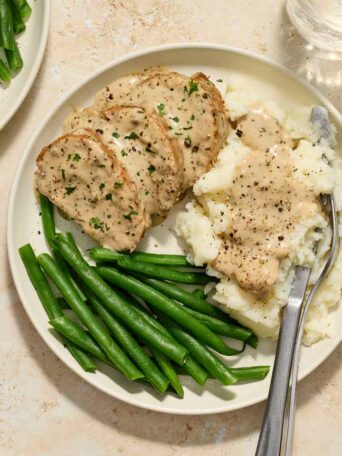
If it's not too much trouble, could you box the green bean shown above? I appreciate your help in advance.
[97,266,235,356]
[39,194,56,250]
[5,37,22,70]
[150,348,183,397]
[37,253,143,381]
[0,58,11,81]
[89,247,193,267]
[12,0,31,21]
[19,244,63,320]
[39,201,87,303]
[177,365,270,382]
[8,0,25,33]
[19,244,97,373]
[117,290,209,385]
[192,289,205,299]
[117,257,213,285]
[0,0,15,50]
[86,289,169,394]
[56,296,69,309]
[55,240,188,366]
[107,290,183,396]
[49,315,108,363]
[182,306,251,342]
[66,341,97,373]
[159,315,237,386]
[134,275,227,319]
[229,366,269,381]
[182,356,208,385]
[246,333,259,349]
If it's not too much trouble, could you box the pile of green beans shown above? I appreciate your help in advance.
[18,193,269,398]
[0,0,31,82]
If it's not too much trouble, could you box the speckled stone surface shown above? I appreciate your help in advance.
[0,1,341,455]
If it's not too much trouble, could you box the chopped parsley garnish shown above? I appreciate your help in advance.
[121,150,128,157]
[145,146,154,153]
[183,126,193,130]
[61,169,66,180]
[216,78,223,82]
[184,80,198,96]
[105,193,112,200]
[99,183,105,190]
[89,217,104,230]
[114,181,123,189]
[124,131,138,140]
[96,164,105,168]
[67,153,81,162]
[65,186,76,195]
[112,132,120,138]
[170,116,179,122]
[157,103,167,116]
[191,114,195,120]
[123,210,138,221]
[168,125,173,130]
[147,164,156,174]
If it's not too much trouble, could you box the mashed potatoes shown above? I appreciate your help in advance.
[175,84,342,346]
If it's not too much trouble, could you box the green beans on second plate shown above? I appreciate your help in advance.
[0,0,15,50]
[117,257,213,285]
[96,266,236,356]
[37,253,143,381]
[55,239,188,366]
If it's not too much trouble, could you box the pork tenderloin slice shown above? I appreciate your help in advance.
[93,69,230,191]
[35,133,147,251]
[63,105,183,222]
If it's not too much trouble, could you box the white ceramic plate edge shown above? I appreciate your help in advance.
[0,0,50,130]
[7,43,342,415]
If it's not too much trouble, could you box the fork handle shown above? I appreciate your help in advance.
[255,299,303,456]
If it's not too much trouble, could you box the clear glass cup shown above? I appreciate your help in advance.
[287,0,342,53]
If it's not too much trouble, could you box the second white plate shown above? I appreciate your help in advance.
[0,0,50,130]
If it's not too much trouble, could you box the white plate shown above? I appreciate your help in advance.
[0,0,50,130]
[7,44,342,415]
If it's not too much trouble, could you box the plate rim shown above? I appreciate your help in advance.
[7,43,342,415]
[0,0,51,131]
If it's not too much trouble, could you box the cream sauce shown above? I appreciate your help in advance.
[214,111,320,293]
[237,109,292,151]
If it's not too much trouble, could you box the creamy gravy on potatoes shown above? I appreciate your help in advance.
[175,83,342,345]
[214,111,320,293]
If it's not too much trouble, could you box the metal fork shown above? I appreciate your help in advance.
[256,106,339,456]
[255,265,311,456]
[283,107,340,456]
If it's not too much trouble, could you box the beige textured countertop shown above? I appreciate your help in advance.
[1,1,341,455]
